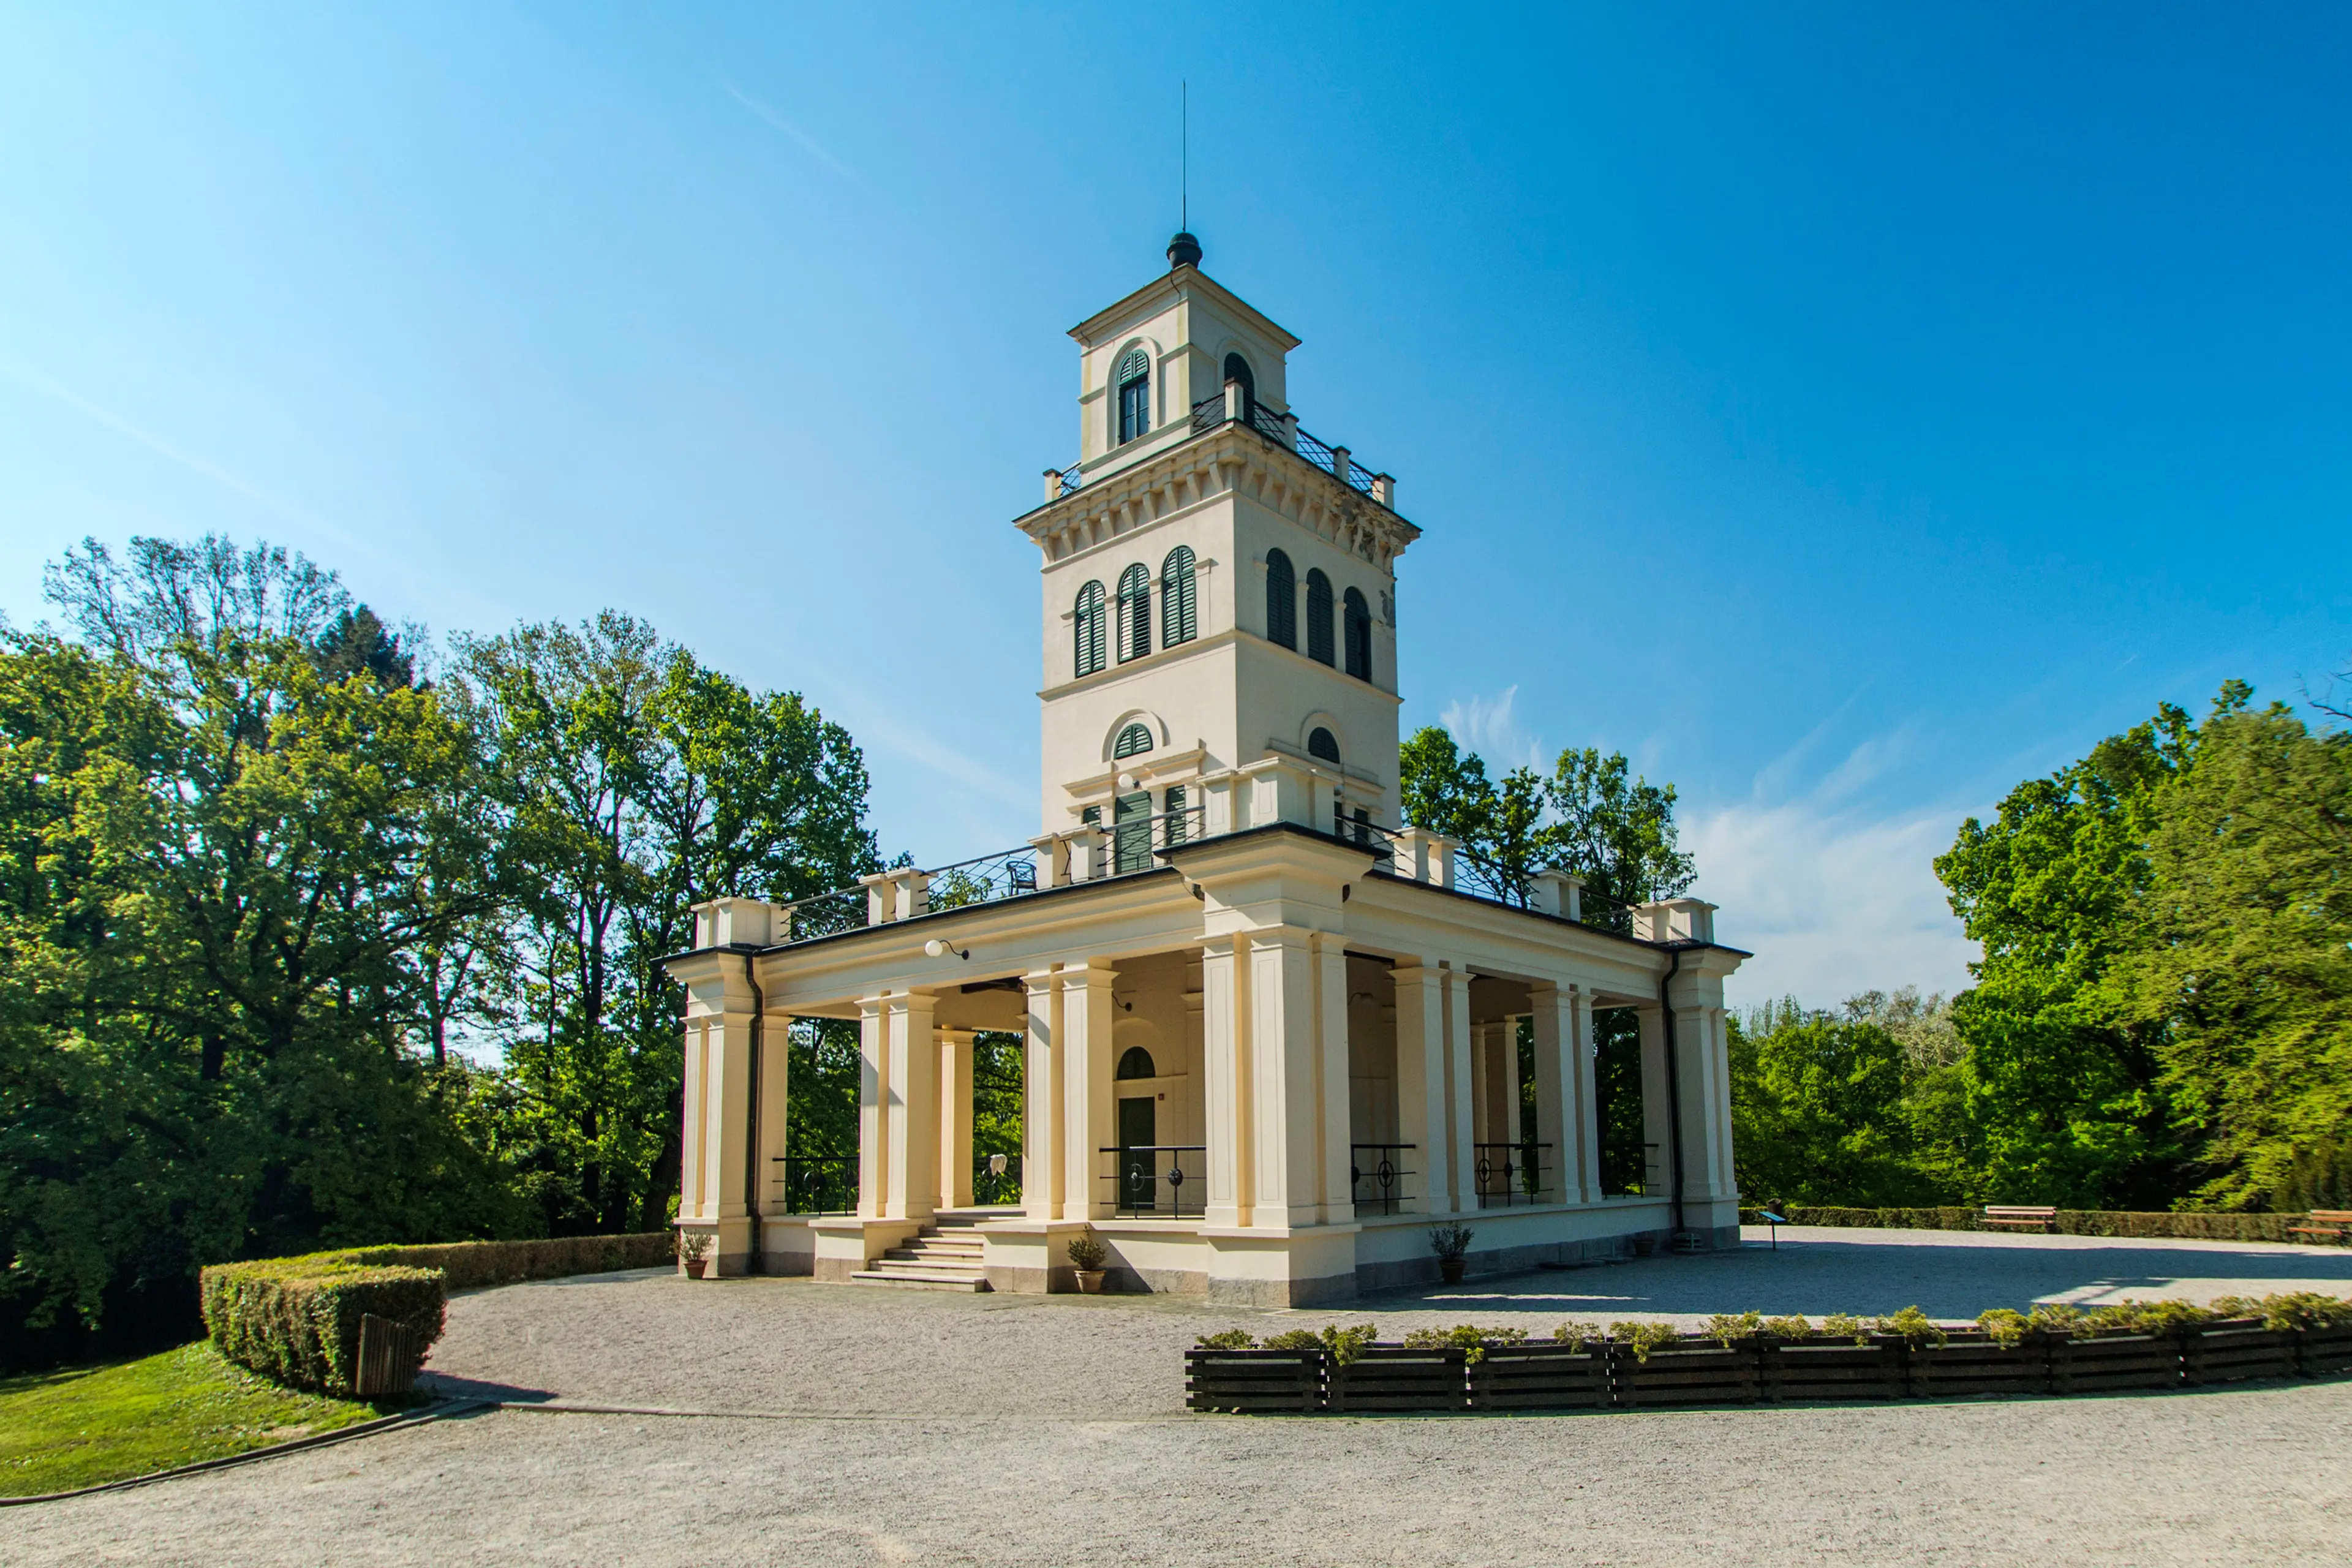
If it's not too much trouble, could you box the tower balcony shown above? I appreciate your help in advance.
[1047,384,1396,511]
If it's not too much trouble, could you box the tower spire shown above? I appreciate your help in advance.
[1167,82,1201,271]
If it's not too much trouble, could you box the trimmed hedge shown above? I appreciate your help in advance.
[333,1232,674,1291]
[1747,1207,2318,1243]
[197,1233,670,1395]
[200,1256,447,1396]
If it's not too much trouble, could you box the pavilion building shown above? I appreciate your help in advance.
[665,233,1747,1305]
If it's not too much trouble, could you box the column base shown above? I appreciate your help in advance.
[808,1217,924,1281]
[1202,1225,1360,1308]
[974,1218,1096,1293]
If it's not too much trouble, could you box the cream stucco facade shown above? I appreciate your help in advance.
[665,235,1748,1305]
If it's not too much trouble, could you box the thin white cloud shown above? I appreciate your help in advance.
[1687,791,1980,1011]
[720,80,863,183]
[1438,684,1546,769]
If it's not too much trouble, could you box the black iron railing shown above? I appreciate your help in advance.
[1057,462,1083,495]
[1473,1142,1551,1207]
[1452,848,1531,909]
[1350,1144,1417,1215]
[774,1153,856,1215]
[974,1150,1021,1206]
[924,846,1039,910]
[1101,1144,1207,1219]
[1179,390,1384,498]
[787,883,870,940]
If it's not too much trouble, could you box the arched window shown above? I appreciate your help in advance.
[1265,549,1296,650]
[1343,587,1372,680]
[1114,722,1153,760]
[1115,347,1150,445]
[1222,352,1254,409]
[1117,1046,1156,1080]
[1074,581,1106,677]
[1161,546,1197,646]
[1305,569,1335,666]
[1116,563,1150,663]
[1308,727,1341,765]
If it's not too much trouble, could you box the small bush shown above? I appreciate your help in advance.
[1820,1313,1869,1344]
[2253,1292,2352,1331]
[1977,1308,2030,1348]
[1874,1306,1947,1348]
[2025,1303,2082,1336]
[1195,1329,1256,1350]
[200,1256,445,1396]
[1261,1329,1324,1352]
[339,1233,674,1291]
[1608,1320,1676,1362]
[1259,1324,1381,1365]
[1427,1223,1476,1262]
[1704,1311,1763,1346]
[1065,1233,1110,1271]
[1762,1315,1813,1340]
[1401,1324,1526,1364]
[1551,1320,1604,1351]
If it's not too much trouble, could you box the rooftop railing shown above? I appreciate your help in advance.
[738,793,1664,949]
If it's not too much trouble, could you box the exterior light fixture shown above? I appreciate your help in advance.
[923,938,968,960]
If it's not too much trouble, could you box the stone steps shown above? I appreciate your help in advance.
[850,1220,992,1292]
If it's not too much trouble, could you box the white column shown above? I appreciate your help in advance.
[1442,967,1477,1211]
[1530,986,1572,1204]
[1502,1017,1524,1150]
[1570,991,1602,1202]
[681,1018,710,1221]
[1468,1019,1491,1148]
[857,994,889,1218]
[1023,969,1061,1221]
[939,1028,974,1210]
[756,1005,790,1218]
[1202,937,1250,1227]
[1060,962,1118,1221]
[1311,932,1354,1225]
[885,992,938,1223]
[1392,963,1449,1215]
[1637,1003,1673,1203]
[1248,929,1319,1227]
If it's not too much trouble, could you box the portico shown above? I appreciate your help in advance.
[665,232,1747,1305]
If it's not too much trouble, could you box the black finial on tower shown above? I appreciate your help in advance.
[1168,230,1202,269]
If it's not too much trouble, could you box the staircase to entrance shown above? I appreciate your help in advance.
[851,1210,997,1291]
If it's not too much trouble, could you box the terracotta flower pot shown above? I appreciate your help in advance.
[1075,1269,1107,1294]
[1439,1257,1466,1284]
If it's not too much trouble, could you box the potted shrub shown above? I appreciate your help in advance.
[1428,1222,1475,1284]
[1066,1232,1110,1293]
[677,1229,713,1280]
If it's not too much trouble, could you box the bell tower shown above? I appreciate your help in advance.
[1017,234,1422,849]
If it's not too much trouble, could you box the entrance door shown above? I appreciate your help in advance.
[1117,1095,1157,1213]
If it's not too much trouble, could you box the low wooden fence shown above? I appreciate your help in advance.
[1186,1322,2352,1414]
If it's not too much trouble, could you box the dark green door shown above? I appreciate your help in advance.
[1117,1096,1157,1213]
[1112,790,1153,873]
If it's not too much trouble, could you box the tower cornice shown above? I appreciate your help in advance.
[1069,265,1302,353]
[1015,423,1420,571]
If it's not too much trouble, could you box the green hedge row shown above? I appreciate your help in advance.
[200,1255,447,1396]
[1747,1207,2321,1243]
[333,1232,675,1291]
[198,1232,673,1395]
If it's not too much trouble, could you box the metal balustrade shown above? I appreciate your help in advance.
[1472,1142,1553,1207]
[774,1153,857,1215]
[1349,1144,1417,1214]
[1101,1144,1208,1219]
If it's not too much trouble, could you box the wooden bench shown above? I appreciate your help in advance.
[1981,1205,2059,1232]
[2288,1210,2352,1245]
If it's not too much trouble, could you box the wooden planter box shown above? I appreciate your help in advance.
[1185,1349,1323,1413]
[2182,1322,2297,1385]
[1613,1342,1760,1408]
[1469,1343,1611,1411]
[2048,1332,2182,1394]
[1328,1346,1468,1413]
[1904,1332,2049,1398]
[2296,1323,2352,1377]
[1761,1336,1905,1402]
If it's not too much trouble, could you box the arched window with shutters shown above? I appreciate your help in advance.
[1307,726,1341,766]
[1264,549,1296,649]
[1343,587,1372,680]
[1116,563,1150,663]
[1074,581,1107,677]
[1161,546,1196,647]
[1305,569,1335,666]
[1115,347,1150,445]
[1113,722,1153,760]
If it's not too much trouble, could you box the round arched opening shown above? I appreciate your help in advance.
[1117,1046,1156,1080]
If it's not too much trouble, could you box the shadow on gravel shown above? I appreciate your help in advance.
[1352,1236,2352,1322]
[417,1373,556,1404]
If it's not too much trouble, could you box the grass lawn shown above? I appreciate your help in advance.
[0,1341,390,1498]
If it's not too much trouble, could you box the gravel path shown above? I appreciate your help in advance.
[6,1227,2348,1565]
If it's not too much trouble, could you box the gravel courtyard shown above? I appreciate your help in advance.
[6,1226,2350,1566]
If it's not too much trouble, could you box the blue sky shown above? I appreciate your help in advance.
[3,4,2346,1009]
